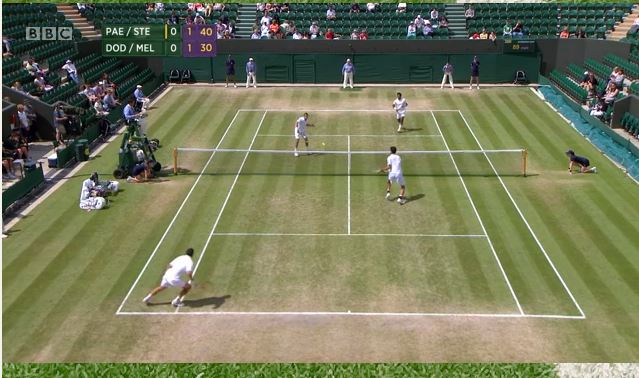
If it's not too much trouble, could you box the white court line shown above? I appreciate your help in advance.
[177,111,268,313]
[116,311,585,320]
[115,109,243,315]
[238,109,461,112]
[457,110,586,318]
[211,232,487,238]
[257,134,442,138]
[347,135,351,235]
[431,111,524,316]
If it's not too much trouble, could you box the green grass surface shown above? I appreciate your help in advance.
[2,363,557,377]
[3,87,639,362]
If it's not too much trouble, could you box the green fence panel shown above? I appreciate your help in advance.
[2,165,45,213]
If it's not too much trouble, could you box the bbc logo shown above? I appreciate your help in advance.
[26,27,73,41]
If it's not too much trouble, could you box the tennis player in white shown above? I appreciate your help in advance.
[293,112,314,157]
[143,248,194,307]
[382,146,407,204]
[392,92,408,132]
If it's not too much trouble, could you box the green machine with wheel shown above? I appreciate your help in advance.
[113,120,162,179]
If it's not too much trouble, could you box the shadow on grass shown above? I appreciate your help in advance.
[184,295,231,309]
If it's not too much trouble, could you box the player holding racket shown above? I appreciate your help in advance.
[294,112,314,157]
[380,146,407,205]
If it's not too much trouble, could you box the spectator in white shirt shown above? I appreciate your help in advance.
[251,30,261,39]
[351,29,360,40]
[309,21,320,37]
[414,15,425,29]
[465,5,474,19]
[292,29,302,39]
[366,2,377,13]
[326,5,336,20]
[430,8,439,22]
[397,2,406,13]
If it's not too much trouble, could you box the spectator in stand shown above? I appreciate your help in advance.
[2,36,13,57]
[281,3,290,13]
[246,57,257,88]
[302,31,310,39]
[441,62,454,89]
[194,13,205,24]
[630,15,639,34]
[260,22,270,38]
[168,11,179,24]
[325,28,336,40]
[216,19,227,39]
[502,20,512,37]
[251,29,261,39]
[613,68,625,89]
[423,23,433,37]
[366,3,378,13]
[414,14,425,30]
[265,3,273,14]
[11,81,26,94]
[579,70,591,88]
[407,22,417,39]
[604,82,619,105]
[53,103,68,146]
[430,8,439,22]
[292,29,302,39]
[269,20,280,34]
[213,3,224,11]
[260,12,271,27]
[465,5,474,20]
[80,84,97,104]
[25,58,46,77]
[185,15,194,25]
[309,21,320,39]
[256,3,265,12]
[469,31,479,40]
[359,29,368,40]
[489,31,497,43]
[479,28,488,39]
[203,3,212,17]
[439,15,449,29]
[94,97,109,117]
[575,27,586,38]
[342,58,355,89]
[62,59,80,84]
[584,72,598,97]
[512,20,524,37]
[350,3,360,13]
[33,74,53,95]
[351,29,360,40]
[2,146,17,180]
[326,5,336,20]
[103,89,120,111]
[280,19,290,33]
[397,2,406,13]
[560,26,570,38]
[227,21,236,38]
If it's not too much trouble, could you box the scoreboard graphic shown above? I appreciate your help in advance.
[102,24,216,57]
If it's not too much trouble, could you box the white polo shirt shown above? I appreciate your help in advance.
[164,255,194,281]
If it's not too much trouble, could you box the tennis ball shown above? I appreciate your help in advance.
[322,142,326,146]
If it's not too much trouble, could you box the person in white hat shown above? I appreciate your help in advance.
[61,59,79,84]
[341,58,355,89]
[133,84,150,111]
[245,57,257,88]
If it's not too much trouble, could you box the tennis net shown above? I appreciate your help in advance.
[173,147,529,177]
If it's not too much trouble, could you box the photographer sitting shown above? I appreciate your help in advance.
[79,177,107,211]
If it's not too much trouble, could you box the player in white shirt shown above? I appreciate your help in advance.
[381,146,407,204]
[143,248,195,307]
[392,92,408,132]
[293,112,314,157]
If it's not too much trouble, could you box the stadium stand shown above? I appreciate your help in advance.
[620,111,639,138]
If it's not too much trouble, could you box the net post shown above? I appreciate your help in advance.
[173,147,178,175]
[522,148,528,177]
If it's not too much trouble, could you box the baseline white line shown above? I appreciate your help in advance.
[257,134,442,138]
[116,311,585,320]
[347,135,351,235]
[177,111,268,313]
[115,110,243,315]
[457,110,586,318]
[210,232,487,238]
[238,109,461,112]
[431,111,525,315]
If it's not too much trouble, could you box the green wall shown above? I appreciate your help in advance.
[162,53,540,84]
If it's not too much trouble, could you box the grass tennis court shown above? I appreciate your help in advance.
[3,86,639,361]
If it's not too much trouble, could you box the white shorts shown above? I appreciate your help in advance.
[295,129,307,140]
[161,275,186,288]
[388,172,405,185]
[396,111,406,120]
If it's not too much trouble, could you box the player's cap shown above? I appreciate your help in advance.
[136,84,142,88]
[417,14,422,17]
[65,59,72,63]
[249,57,254,61]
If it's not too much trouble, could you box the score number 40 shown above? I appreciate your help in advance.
[186,27,214,37]
[186,43,214,52]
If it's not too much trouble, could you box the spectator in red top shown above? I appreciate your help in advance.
[269,20,279,34]
[325,28,335,40]
[560,26,570,39]
[359,29,368,40]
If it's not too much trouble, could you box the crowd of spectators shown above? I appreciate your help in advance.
[582,66,627,120]
[406,11,448,39]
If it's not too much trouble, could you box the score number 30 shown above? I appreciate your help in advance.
[186,43,214,52]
